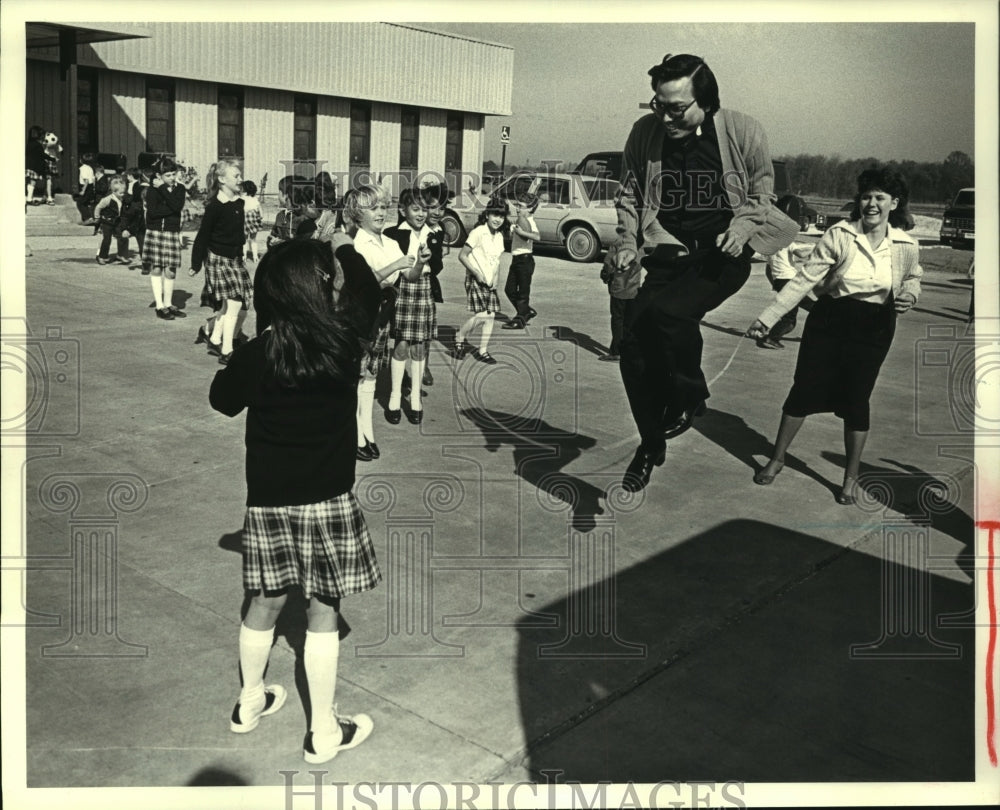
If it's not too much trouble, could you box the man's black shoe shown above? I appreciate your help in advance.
[622,445,666,492]
[662,400,706,440]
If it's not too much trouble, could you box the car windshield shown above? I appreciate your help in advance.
[954,190,974,206]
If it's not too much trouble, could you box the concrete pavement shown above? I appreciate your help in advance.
[5,204,994,805]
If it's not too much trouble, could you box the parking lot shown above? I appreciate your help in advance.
[9,216,992,801]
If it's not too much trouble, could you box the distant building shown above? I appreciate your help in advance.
[25,22,513,198]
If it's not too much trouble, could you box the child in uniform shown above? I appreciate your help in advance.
[191,159,249,364]
[342,186,417,458]
[501,193,541,330]
[92,176,131,266]
[144,157,188,320]
[417,182,450,386]
[383,188,435,424]
[453,197,509,364]
[209,238,381,764]
[242,180,263,263]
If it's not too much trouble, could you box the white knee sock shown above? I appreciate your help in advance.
[304,629,341,738]
[238,624,274,706]
[478,314,495,352]
[409,359,425,411]
[162,276,175,309]
[358,378,376,442]
[388,358,406,410]
[221,302,240,353]
[456,315,478,344]
[150,276,165,309]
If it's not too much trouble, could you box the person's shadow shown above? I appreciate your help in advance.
[460,407,605,532]
[547,325,609,358]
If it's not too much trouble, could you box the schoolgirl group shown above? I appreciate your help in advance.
[201,170,542,764]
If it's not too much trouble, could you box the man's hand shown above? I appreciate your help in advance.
[746,319,768,339]
[614,248,637,271]
[894,293,916,314]
[716,228,747,258]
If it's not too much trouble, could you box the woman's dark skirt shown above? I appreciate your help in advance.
[782,294,896,432]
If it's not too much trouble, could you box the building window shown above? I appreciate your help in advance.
[218,86,244,159]
[445,112,464,172]
[294,95,317,162]
[399,107,419,174]
[77,68,98,153]
[350,102,371,169]
[145,77,175,153]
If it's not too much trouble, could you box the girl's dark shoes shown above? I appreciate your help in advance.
[155,307,174,320]
[472,350,497,365]
[502,317,525,330]
[356,440,380,461]
[218,352,232,366]
[452,340,469,360]
[836,478,857,505]
[385,407,402,425]
[406,408,423,425]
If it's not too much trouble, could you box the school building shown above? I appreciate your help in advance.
[25,21,514,198]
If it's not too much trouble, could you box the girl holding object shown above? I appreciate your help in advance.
[453,197,509,365]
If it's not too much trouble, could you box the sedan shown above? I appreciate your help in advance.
[445,171,621,263]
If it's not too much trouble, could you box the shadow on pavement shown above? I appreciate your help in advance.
[459,407,604,532]
[516,518,974,782]
[547,325,609,358]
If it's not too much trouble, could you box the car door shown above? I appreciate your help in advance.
[530,176,570,244]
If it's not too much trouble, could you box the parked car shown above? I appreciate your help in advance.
[571,153,817,231]
[447,171,621,262]
[814,201,854,231]
[939,188,975,248]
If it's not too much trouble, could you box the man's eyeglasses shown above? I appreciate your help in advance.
[648,96,697,119]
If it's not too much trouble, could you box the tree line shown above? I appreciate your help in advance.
[777,151,974,204]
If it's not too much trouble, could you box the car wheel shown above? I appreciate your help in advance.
[440,212,466,247]
[564,224,600,263]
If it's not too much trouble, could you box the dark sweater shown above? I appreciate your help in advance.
[192,195,246,271]
[209,243,380,507]
[145,183,187,231]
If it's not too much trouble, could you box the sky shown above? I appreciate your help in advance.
[418,20,976,168]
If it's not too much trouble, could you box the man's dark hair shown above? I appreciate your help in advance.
[647,53,720,116]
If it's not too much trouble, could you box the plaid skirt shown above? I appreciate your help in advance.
[25,169,42,181]
[393,274,437,343]
[362,325,391,377]
[465,276,501,314]
[244,207,263,239]
[202,250,252,310]
[144,229,183,271]
[243,492,381,600]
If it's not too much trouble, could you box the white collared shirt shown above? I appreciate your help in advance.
[354,228,405,286]
[831,223,893,303]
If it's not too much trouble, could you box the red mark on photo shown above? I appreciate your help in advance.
[980,520,999,767]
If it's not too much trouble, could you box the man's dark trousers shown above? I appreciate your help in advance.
[619,242,753,449]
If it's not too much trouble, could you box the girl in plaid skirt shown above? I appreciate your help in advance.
[144,157,188,320]
[453,198,510,365]
[242,179,263,263]
[210,238,382,764]
[383,187,435,425]
[342,186,418,459]
[191,159,251,364]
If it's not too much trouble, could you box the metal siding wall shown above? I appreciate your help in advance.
[463,114,484,182]
[418,108,448,177]
[82,22,513,114]
[317,96,351,195]
[244,87,293,199]
[175,79,216,189]
[371,103,401,195]
[25,61,61,137]
[101,71,145,165]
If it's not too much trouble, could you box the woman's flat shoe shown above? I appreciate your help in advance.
[367,441,380,459]
[836,492,855,505]
[356,444,373,461]
[206,340,223,357]
[753,462,784,486]
[837,478,857,505]
[218,352,232,366]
